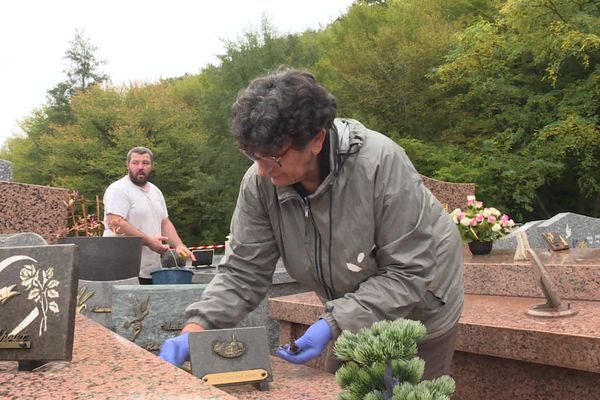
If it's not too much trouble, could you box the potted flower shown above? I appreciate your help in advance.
[450,195,515,255]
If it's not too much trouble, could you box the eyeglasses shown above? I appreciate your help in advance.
[242,144,292,168]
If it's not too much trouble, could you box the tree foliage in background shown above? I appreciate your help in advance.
[1,0,598,246]
[434,0,600,219]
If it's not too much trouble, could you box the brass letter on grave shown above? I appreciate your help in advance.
[92,306,112,313]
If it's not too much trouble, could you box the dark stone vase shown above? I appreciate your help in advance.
[57,236,143,281]
[468,240,493,255]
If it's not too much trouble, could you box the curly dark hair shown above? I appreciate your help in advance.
[231,68,337,156]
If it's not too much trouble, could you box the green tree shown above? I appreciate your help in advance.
[47,29,109,124]
[434,0,600,219]
[315,0,495,140]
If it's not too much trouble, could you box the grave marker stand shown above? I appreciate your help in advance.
[189,326,272,391]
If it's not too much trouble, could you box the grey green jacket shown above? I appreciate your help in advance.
[185,118,464,339]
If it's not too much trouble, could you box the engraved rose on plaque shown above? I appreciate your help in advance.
[0,245,78,369]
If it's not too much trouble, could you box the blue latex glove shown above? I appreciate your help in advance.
[276,319,332,364]
[159,332,190,366]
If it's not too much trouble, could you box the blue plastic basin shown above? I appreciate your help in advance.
[150,269,193,284]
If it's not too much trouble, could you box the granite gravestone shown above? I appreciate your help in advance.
[76,277,139,329]
[57,236,143,281]
[0,233,47,248]
[495,212,600,249]
[112,284,207,353]
[0,245,79,370]
[0,159,12,181]
[189,326,273,390]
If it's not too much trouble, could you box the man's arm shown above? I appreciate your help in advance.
[107,213,169,254]
[161,218,195,261]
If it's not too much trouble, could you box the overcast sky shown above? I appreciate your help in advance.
[0,0,354,148]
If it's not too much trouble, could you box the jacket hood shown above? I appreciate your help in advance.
[330,118,364,176]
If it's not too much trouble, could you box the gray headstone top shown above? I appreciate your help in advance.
[495,212,600,249]
[0,159,12,181]
[0,233,48,248]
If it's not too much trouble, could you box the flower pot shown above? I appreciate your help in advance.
[57,236,143,281]
[150,268,193,284]
[468,240,493,255]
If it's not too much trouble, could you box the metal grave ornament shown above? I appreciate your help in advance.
[526,249,577,317]
[112,284,207,353]
[189,326,272,390]
[0,245,79,370]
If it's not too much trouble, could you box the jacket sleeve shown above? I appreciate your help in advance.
[322,146,442,337]
[185,168,280,329]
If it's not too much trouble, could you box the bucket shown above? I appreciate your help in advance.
[150,269,193,284]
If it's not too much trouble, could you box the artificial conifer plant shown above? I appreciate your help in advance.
[333,319,455,400]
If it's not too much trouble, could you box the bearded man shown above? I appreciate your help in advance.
[103,146,194,284]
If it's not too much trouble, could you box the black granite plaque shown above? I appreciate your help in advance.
[189,326,273,388]
[0,245,79,366]
[57,237,142,281]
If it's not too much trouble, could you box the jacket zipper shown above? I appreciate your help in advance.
[303,196,334,299]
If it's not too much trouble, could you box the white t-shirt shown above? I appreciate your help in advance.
[103,175,168,278]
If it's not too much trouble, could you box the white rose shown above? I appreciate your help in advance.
[492,224,502,232]
[488,207,501,216]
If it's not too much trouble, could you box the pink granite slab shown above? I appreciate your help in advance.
[268,292,323,326]
[453,352,600,400]
[463,248,600,300]
[0,314,236,399]
[222,357,339,400]
[458,294,600,373]
[0,181,69,244]
[269,292,600,373]
[420,175,475,211]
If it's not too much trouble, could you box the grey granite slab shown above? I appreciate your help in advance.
[0,159,12,181]
[76,277,139,329]
[0,233,47,247]
[495,213,600,250]
[0,244,78,363]
[494,220,544,249]
[112,284,207,353]
[538,212,600,248]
